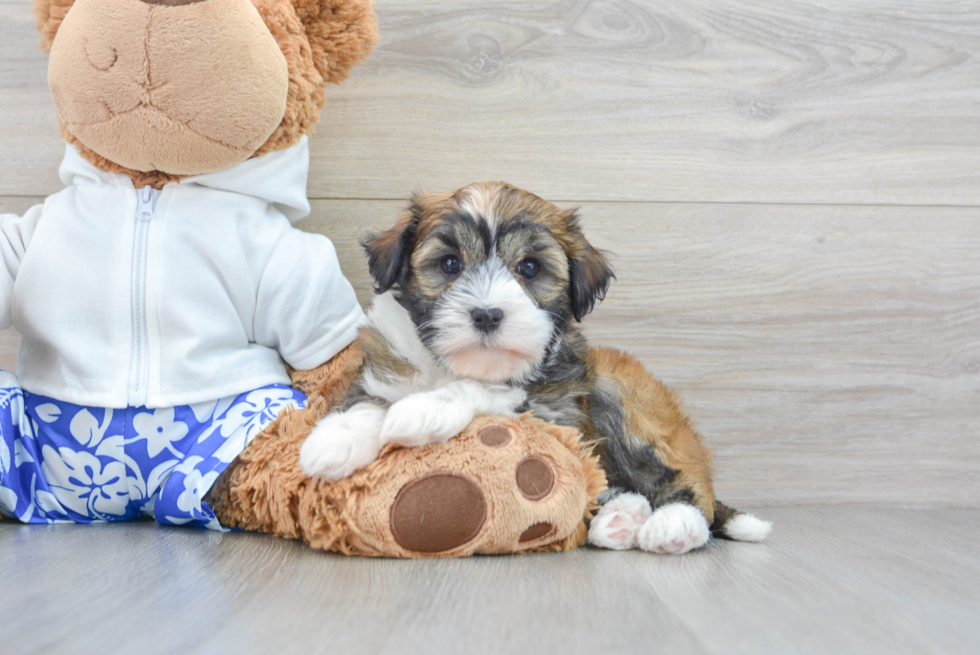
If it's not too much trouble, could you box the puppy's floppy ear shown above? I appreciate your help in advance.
[361,196,424,294]
[290,0,379,86]
[563,210,614,322]
[33,0,76,52]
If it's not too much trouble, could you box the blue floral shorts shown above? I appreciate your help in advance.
[0,371,306,530]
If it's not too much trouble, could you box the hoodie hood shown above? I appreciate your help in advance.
[59,136,312,224]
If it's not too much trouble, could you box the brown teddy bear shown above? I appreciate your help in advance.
[0,0,604,557]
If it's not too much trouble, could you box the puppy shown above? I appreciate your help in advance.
[300,182,771,554]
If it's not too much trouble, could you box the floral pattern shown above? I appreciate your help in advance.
[131,408,188,458]
[0,378,306,529]
[40,444,129,517]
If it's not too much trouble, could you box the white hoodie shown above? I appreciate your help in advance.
[0,137,364,409]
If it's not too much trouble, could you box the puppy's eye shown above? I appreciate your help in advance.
[517,258,541,280]
[441,255,463,276]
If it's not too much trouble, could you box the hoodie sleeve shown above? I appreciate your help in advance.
[0,205,44,330]
[253,228,365,371]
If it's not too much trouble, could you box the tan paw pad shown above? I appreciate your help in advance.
[478,425,512,447]
[519,522,554,542]
[516,457,555,500]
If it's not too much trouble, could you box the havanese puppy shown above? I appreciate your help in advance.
[300,182,771,554]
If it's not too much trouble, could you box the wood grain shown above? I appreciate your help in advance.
[3,196,977,508]
[1,507,978,655]
[2,0,980,204]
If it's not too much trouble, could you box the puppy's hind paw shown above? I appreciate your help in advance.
[588,492,653,550]
[589,511,638,550]
[637,503,710,555]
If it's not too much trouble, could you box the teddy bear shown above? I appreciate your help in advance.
[0,0,605,557]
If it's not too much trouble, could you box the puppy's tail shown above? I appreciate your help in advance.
[710,500,772,542]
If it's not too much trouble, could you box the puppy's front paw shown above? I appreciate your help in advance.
[588,493,653,550]
[637,503,710,555]
[299,406,384,481]
[380,391,472,447]
[483,385,528,416]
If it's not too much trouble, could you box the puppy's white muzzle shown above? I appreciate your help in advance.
[429,258,553,383]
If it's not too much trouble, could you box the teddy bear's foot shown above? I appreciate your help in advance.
[342,416,606,557]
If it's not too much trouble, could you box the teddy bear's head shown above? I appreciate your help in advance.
[34,0,377,186]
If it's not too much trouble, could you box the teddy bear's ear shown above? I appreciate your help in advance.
[291,0,379,86]
[33,0,76,52]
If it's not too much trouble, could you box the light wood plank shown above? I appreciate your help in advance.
[1,508,978,655]
[2,0,980,204]
[3,196,977,507]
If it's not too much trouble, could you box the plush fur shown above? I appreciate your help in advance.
[33,0,378,186]
[299,182,770,554]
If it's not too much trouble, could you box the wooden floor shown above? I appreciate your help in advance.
[2,507,978,655]
[1,0,979,653]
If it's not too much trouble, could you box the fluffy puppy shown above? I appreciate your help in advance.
[300,182,771,554]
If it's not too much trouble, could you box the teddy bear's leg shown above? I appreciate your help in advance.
[205,345,361,547]
[207,411,606,557]
[205,402,344,548]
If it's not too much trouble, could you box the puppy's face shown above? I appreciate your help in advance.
[364,182,613,384]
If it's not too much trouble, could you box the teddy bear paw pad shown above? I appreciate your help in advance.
[519,522,553,542]
[389,473,487,553]
[515,457,555,500]
[478,425,512,447]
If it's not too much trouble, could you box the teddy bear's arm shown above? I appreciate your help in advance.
[0,205,45,329]
[253,227,365,371]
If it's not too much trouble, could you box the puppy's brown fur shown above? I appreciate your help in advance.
[584,347,718,523]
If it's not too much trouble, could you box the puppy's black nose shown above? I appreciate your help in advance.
[471,307,504,333]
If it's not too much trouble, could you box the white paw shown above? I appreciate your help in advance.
[637,503,710,555]
[299,404,385,480]
[482,385,528,416]
[588,493,653,550]
[380,390,473,447]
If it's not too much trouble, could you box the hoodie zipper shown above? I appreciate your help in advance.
[128,186,159,407]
